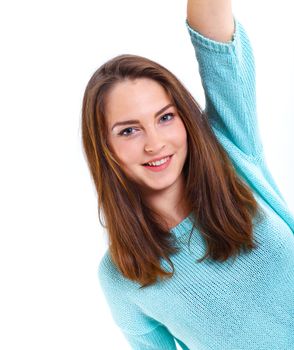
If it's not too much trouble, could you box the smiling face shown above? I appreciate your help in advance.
[105,78,188,195]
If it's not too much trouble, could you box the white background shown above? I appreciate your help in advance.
[0,1,293,349]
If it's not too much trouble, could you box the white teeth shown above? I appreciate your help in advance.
[147,156,169,166]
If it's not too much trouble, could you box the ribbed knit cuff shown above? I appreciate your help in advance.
[186,16,239,53]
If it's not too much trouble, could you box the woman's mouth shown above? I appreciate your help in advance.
[142,155,173,172]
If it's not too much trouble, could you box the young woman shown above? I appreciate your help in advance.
[81,1,294,349]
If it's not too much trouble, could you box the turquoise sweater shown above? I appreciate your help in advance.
[98,17,294,350]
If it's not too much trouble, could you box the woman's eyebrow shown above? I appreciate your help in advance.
[111,103,174,131]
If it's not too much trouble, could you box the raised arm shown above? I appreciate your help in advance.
[186,1,265,161]
[187,0,234,42]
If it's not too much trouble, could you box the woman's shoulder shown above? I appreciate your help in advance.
[98,249,117,282]
[98,248,139,293]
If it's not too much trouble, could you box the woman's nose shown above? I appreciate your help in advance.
[144,128,166,153]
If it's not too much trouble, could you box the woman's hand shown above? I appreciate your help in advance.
[187,0,235,42]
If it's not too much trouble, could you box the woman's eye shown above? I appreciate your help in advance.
[118,113,174,137]
[160,113,174,122]
[118,127,136,137]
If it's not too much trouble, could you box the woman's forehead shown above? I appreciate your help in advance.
[105,78,173,125]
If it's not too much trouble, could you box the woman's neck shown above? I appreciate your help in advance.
[141,175,191,229]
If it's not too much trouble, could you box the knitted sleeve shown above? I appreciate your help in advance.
[186,16,264,162]
[98,253,180,349]
[122,326,179,349]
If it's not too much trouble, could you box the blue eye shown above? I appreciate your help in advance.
[118,127,135,137]
[160,113,174,122]
[118,113,174,137]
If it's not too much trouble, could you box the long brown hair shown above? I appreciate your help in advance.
[81,54,262,288]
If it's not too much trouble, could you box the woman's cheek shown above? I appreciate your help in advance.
[169,124,187,145]
[120,139,143,164]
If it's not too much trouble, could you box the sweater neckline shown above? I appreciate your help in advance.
[169,212,195,238]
